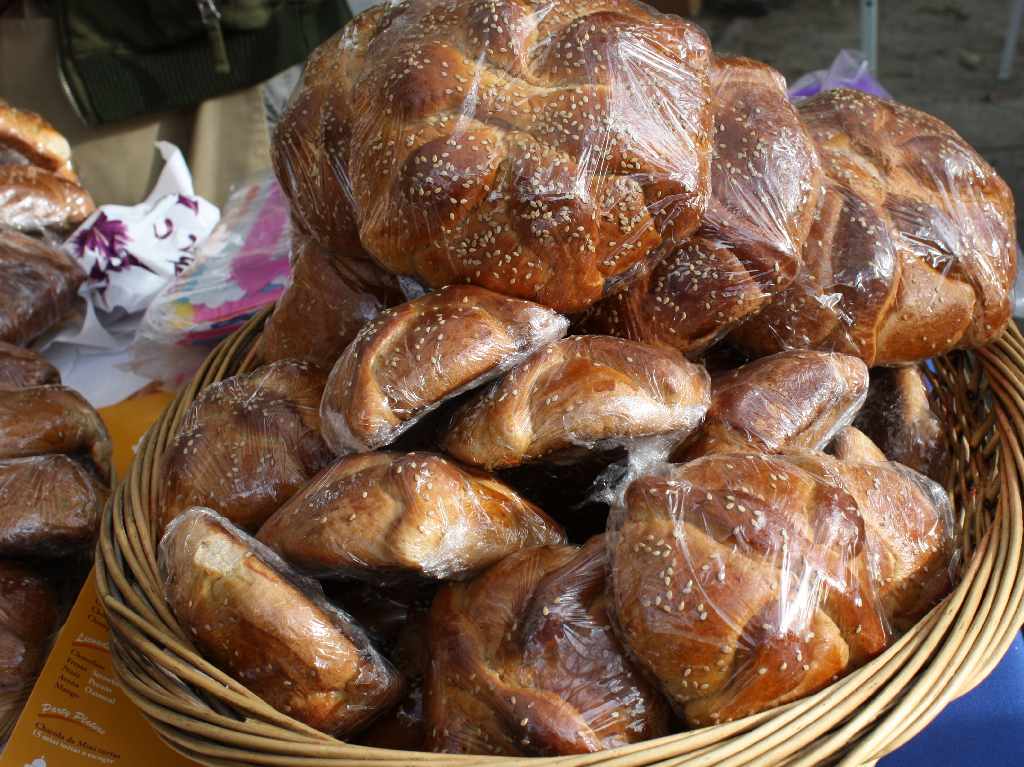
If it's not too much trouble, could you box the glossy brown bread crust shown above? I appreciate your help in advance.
[731,89,1017,365]
[0,561,59,694]
[678,350,869,460]
[256,234,405,369]
[0,341,60,389]
[259,451,565,582]
[276,0,714,313]
[160,509,404,736]
[0,229,85,346]
[0,455,108,558]
[443,335,711,470]
[320,285,568,453]
[0,100,77,181]
[0,165,94,235]
[159,360,333,533]
[579,56,822,354]
[426,537,669,755]
[610,454,888,726]
[0,385,111,482]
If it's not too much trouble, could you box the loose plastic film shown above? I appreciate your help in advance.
[159,360,334,534]
[0,228,85,346]
[730,88,1018,366]
[319,284,569,454]
[158,508,404,736]
[257,451,566,583]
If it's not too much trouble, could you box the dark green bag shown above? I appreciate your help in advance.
[54,0,352,126]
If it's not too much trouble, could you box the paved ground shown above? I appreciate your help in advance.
[697,0,1024,240]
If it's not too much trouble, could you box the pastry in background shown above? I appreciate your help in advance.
[0,165,94,236]
[0,100,77,181]
[0,341,59,389]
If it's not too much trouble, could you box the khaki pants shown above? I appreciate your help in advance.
[0,14,272,207]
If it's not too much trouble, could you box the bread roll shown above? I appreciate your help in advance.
[443,335,711,470]
[0,341,60,389]
[609,454,888,726]
[276,0,715,313]
[853,366,948,482]
[731,89,1017,365]
[0,100,76,181]
[0,385,111,482]
[320,285,568,453]
[427,537,669,755]
[0,455,107,558]
[0,165,94,235]
[159,360,333,533]
[0,561,59,696]
[159,508,403,736]
[257,234,404,369]
[0,229,85,346]
[678,350,868,460]
[579,56,822,354]
[258,451,565,582]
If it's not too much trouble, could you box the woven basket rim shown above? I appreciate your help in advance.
[96,310,1024,766]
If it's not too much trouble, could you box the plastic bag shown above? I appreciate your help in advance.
[257,451,565,583]
[0,385,112,482]
[256,234,406,370]
[607,453,890,727]
[677,350,869,461]
[319,285,569,454]
[442,335,711,470]
[426,536,670,755]
[159,360,333,534]
[0,454,107,559]
[788,49,892,102]
[0,228,85,347]
[159,507,404,736]
[274,0,716,313]
[0,341,60,389]
[578,56,822,355]
[730,88,1018,366]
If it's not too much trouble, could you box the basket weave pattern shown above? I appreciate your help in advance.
[97,310,1024,766]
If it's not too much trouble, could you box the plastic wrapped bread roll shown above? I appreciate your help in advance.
[853,366,949,482]
[442,335,711,470]
[275,0,715,313]
[0,561,59,701]
[0,455,108,558]
[731,89,1018,365]
[0,100,77,181]
[160,360,333,533]
[0,385,111,482]
[258,451,565,582]
[0,229,85,346]
[677,350,869,460]
[257,234,404,369]
[0,341,60,389]
[320,285,569,454]
[0,165,95,236]
[159,508,404,736]
[579,56,822,354]
[608,453,889,726]
[426,537,669,755]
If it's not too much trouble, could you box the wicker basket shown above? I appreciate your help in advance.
[97,309,1024,766]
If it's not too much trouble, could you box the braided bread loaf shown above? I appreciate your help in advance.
[579,56,822,353]
[276,0,715,313]
[731,89,1017,365]
[0,341,59,389]
[0,165,94,236]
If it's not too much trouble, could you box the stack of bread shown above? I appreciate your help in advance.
[154,0,1015,756]
[0,104,109,740]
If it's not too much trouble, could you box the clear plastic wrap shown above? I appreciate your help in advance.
[578,55,822,355]
[256,233,406,370]
[0,561,60,707]
[426,536,669,755]
[607,453,889,727]
[159,507,404,736]
[0,455,107,558]
[0,228,85,346]
[0,100,77,181]
[258,451,565,583]
[852,366,949,483]
[320,285,569,454]
[677,350,869,461]
[442,335,711,470]
[0,341,60,389]
[0,165,95,236]
[159,360,334,534]
[0,385,112,482]
[730,88,1018,366]
[274,0,716,314]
